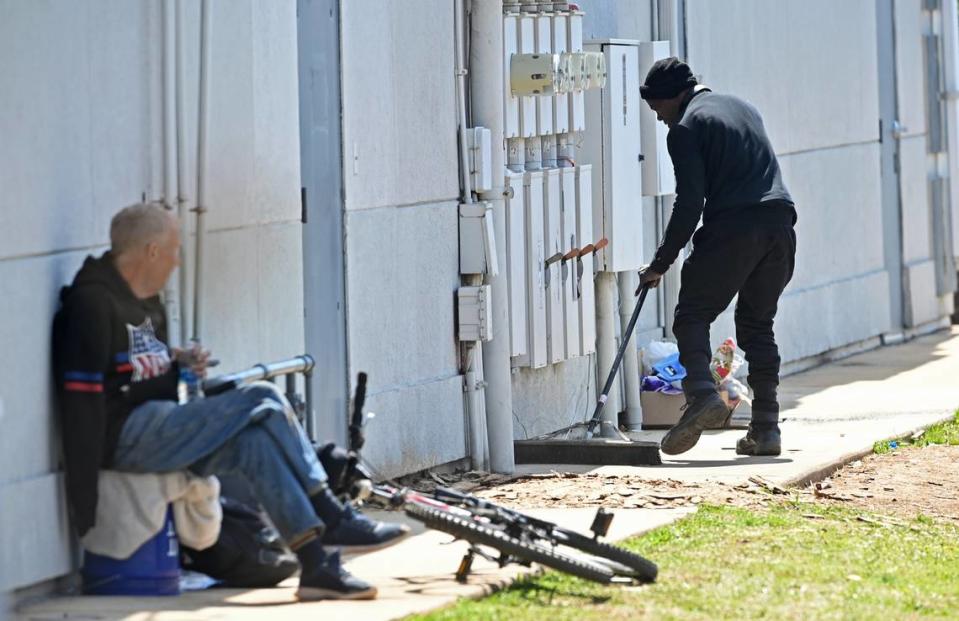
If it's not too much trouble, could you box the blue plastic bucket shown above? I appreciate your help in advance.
[82,506,181,596]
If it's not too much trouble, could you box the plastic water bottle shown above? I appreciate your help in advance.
[179,366,202,402]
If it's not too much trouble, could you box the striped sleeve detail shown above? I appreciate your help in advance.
[64,371,103,382]
[64,371,104,393]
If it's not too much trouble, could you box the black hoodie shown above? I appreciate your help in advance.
[52,252,180,536]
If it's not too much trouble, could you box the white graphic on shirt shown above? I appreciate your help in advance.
[126,318,171,382]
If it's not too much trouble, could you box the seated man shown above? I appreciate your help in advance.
[53,202,408,601]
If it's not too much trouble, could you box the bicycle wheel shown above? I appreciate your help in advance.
[405,503,615,584]
[553,528,658,583]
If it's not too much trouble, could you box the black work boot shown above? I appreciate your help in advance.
[295,537,377,601]
[736,424,782,456]
[660,390,730,455]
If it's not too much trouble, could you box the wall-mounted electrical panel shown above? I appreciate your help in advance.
[575,165,596,355]
[505,172,527,359]
[523,170,548,368]
[583,40,644,273]
[543,168,564,364]
[560,167,580,359]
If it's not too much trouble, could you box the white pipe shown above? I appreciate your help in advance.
[175,0,191,345]
[193,0,212,342]
[617,271,643,431]
[942,0,959,261]
[162,0,182,347]
[455,0,490,471]
[594,272,620,436]
[471,0,516,473]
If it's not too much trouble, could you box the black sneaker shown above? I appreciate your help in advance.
[660,391,730,455]
[322,504,411,556]
[297,549,378,601]
[736,425,782,456]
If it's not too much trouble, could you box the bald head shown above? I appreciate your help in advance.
[110,202,177,256]
[109,202,181,298]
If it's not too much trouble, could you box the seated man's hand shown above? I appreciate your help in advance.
[174,342,213,379]
[636,265,663,294]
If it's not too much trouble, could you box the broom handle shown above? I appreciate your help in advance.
[586,284,651,436]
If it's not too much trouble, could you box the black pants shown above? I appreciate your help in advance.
[672,204,796,425]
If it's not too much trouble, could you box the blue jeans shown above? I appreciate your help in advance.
[113,382,326,542]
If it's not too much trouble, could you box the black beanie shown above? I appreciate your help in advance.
[640,57,697,100]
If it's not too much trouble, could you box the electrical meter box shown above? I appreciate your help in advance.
[582,40,644,273]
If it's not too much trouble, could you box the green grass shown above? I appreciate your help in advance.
[874,411,959,454]
[407,503,959,621]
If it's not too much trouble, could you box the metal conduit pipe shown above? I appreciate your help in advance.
[193,0,212,342]
[941,0,959,262]
[175,0,191,345]
[455,0,490,471]
[162,0,183,347]
[617,270,643,431]
[594,271,620,436]
[471,0,516,473]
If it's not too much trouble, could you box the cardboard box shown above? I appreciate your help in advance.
[639,389,740,430]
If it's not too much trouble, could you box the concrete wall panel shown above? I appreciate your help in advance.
[686,0,879,156]
[0,474,72,590]
[0,251,92,483]
[361,375,466,477]
[341,0,459,211]
[345,203,460,389]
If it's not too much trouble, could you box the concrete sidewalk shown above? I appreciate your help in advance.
[17,328,959,621]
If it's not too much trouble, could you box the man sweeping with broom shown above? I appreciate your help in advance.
[636,58,797,457]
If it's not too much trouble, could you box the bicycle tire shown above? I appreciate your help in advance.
[553,528,658,583]
[405,503,615,584]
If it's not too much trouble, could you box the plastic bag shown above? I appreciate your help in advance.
[651,353,686,382]
[718,375,751,408]
[641,375,683,395]
[709,337,744,383]
[642,340,679,375]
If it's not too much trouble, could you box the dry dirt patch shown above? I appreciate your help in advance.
[404,444,959,524]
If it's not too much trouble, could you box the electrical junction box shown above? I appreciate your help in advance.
[468,126,492,193]
[582,40,644,273]
[638,41,675,196]
[458,285,492,342]
[459,202,499,277]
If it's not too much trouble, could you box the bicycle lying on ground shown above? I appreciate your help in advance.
[205,357,658,585]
